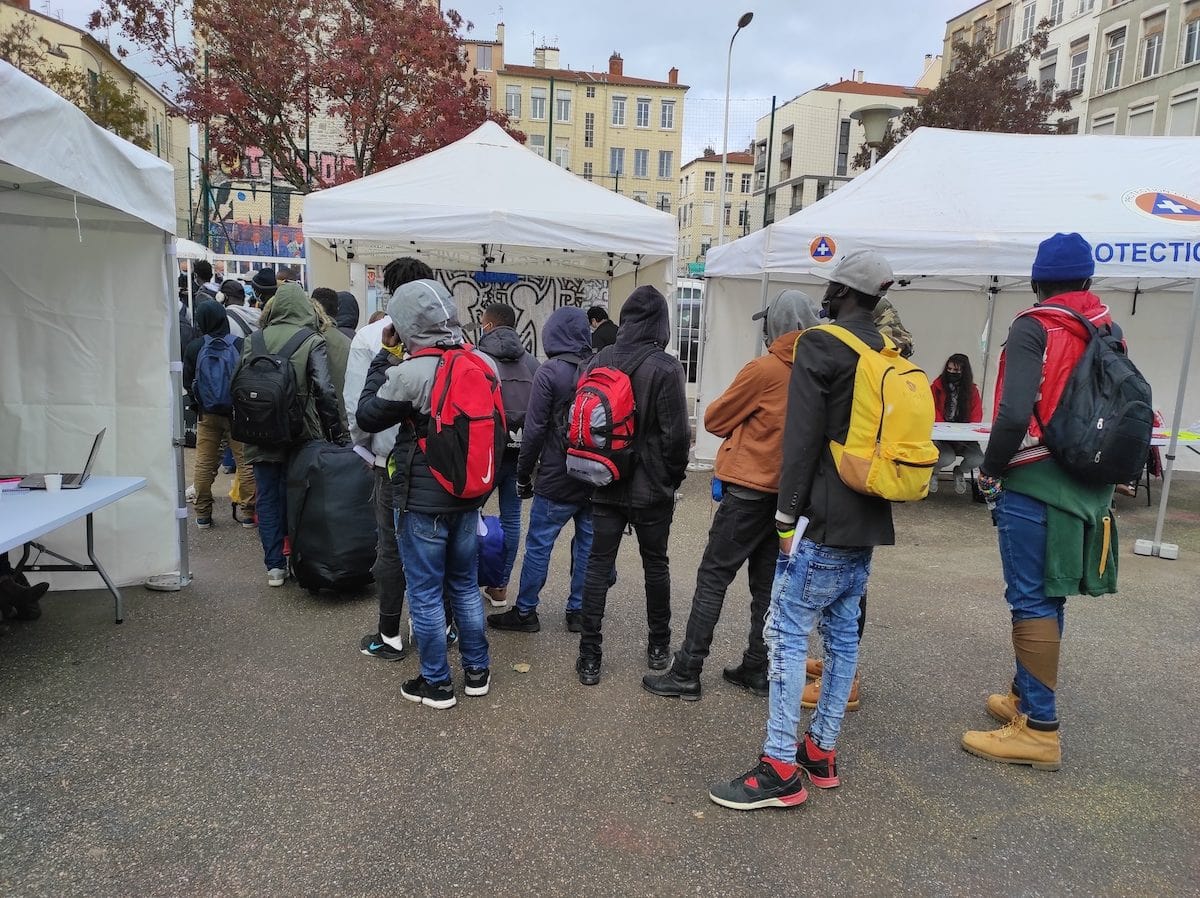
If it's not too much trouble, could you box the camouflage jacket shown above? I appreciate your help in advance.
[874,297,914,358]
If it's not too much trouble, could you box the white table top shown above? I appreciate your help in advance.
[0,476,147,554]
[932,422,1196,447]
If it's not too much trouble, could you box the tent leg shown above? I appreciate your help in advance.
[978,279,998,401]
[1136,279,1200,561]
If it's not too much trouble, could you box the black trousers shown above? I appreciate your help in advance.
[674,491,776,677]
[373,469,407,637]
[579,501,674,659]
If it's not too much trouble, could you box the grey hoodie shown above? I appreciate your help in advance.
[755,289,821,347]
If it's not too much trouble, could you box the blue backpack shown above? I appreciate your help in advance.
[194,333,240,415]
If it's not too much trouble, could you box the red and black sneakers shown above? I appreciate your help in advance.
[709,756,808,811]
[796,732,840,788]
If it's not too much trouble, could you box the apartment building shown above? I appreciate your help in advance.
[676,151,757,264]
[749,72,930,231]
[1086,0,1200,135]
[495,46,688,214]
[0,0,190,234]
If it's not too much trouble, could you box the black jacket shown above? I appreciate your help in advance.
[588,286,688,509]
[591,319,618,351]
[776,310,895,548]
[182,300,243,415]
[478,324,540,459]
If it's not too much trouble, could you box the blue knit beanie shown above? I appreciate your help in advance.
[1032,232,1095,282]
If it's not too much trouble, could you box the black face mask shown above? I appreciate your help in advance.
[945,372,962,383]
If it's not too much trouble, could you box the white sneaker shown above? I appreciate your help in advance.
[267,568,287,587]
[928,475,939,494]
[954,467,967,495]
[185,484,196,503]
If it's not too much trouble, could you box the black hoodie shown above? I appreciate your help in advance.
[183,300,242,414]
[584,286,689,508]
[335,291,360,340]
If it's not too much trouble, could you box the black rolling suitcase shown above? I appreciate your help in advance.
[287,441,376,593]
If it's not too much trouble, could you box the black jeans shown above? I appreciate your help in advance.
[675,491,776,677]
[373,469,407,638]
[579,501,674,659]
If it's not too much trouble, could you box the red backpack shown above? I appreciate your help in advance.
[565,345,657,486]
[410,346,506,499]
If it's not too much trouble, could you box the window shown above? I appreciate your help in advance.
[737,206,749,227]
[636,98,650,127]
[633,191,647,204]
[951,28,967,67]
[482,86,492,108]
[612,96,626,126]
[996,4,1013,51]
[703,170,715,191]
[973,16,988,45]
[1186,5,1200,66]
[740,172,752,193]
[1141,13,1165,78]
[1104,28,1125,91]
[584,112,595,147]
[633,148,649,178]
[554,144,569,168]
[658,150,673,179]
[723,203,731,226]
[505,86,521,118]
[1168,91,1198,135]
[1069,38,1088,92]
[477,45,493,71]
[657,192,671,212]
[531,87,547,120]
[1077,0,1094,12]
[586,85,596,98]
[1020,1,1037,42]
[700,237,711,257]
[582,161,593,180]
[556,89,571,122]
[529,134,545,158]
[836,118,851,176]
[609,147,624,175]
[1049,0,1064,25]
[1091,112,1116,134]
[722,171,732,192]
[702,202,714,225]
[1039,50,1058,90]
[660,100,675,129]
[1127,103,1155,135]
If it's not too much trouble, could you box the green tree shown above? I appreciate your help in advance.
[854,20,1074,168]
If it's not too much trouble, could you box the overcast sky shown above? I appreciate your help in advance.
[44,0,969,155]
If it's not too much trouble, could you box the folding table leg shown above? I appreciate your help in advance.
[86,514,123,624]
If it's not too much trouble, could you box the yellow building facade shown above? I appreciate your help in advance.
[677,151,757,266]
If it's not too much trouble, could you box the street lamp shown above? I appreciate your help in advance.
[849,103,901,167]
[716,11,753,248]
[47,42,102,72]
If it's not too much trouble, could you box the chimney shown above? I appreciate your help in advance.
[609,52,623,77]
[543,46,560,69]
[855,70,865,83]
[534,47,546,68]
[9,0,31,8]
[668,66,679,85]
[496,23,505,45]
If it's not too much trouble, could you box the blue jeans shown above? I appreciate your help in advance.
[496,454,521,586]
[515,496,593,614]
[995,489,1064,722]
[396,510,489,684]
[253,462,287,571]
[764,539,873,760]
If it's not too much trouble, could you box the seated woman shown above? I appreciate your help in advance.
[930,353,983,494]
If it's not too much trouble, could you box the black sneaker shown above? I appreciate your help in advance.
[464,667,491,697]
[723,662,769,697]
[646,644,671,670]
[446,623,459,649]
[709,756,808,811]
[796,732,840,788]
[642,668,701,701]
[576,655,601,686]
[564,610,582,633]
[487,607,541,632]
[359,632,406,662]
[400,675,456,710]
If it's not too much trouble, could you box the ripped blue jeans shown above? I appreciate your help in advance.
[764,539,873,761]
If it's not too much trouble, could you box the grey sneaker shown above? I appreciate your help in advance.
[267,568,287,587]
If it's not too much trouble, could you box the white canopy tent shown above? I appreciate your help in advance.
[302,120,678,318]
[0,61,184,587]
[702,127,1200,555]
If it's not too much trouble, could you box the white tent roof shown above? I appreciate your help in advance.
[174,237,211,260]
[706,127,1200,283]
[0,61,176,233]
[302,121,677,278]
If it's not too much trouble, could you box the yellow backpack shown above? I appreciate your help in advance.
[807,324,938,502]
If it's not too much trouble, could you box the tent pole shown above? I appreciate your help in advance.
[1145,278,1200,559]
[979,276,999,401]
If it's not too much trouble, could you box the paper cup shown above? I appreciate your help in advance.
[44,473,63,491]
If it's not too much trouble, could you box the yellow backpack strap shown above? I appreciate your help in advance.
[810,323,896,356]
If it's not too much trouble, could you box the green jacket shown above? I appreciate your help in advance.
[1004,459,1118,597]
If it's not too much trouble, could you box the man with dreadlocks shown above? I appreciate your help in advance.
[345,257,435,662]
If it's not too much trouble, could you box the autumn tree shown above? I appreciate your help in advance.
[854,20,1074,168]
[90,0,520,192]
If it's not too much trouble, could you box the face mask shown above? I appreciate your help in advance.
[945,372,962,383]
[383,342,405,360]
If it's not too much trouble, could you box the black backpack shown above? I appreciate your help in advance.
[492,356,535,445]
[231,328,314,448]
[1034,305,1153,485]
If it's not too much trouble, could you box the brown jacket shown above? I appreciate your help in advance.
[706,330,800,493]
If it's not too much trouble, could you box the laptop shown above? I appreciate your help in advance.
[18,429,106,490]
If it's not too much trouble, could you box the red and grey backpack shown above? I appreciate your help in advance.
[410,346,506,499]
[564,345,657,486]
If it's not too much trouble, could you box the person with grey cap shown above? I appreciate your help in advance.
[643,290,821,703]
[711,249,897,811]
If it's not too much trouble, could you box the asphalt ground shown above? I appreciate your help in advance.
[1,465,1198,897]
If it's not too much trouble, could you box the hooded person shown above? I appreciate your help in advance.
[335,291,360,340]
[220,279,261,338]
[355,278,496,710]
[489,306,594,635]
[644,289,821,702]
[183,300,257,529]
[235,282,347,587]
[308,290,351,414]
[575,285,689,686]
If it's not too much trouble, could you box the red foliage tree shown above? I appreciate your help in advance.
[90,0,520,192]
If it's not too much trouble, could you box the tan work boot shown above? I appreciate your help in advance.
[801,673,860,711]
[961,714,1061,771]
[986,690,1020,724]
[805,658,823,680]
